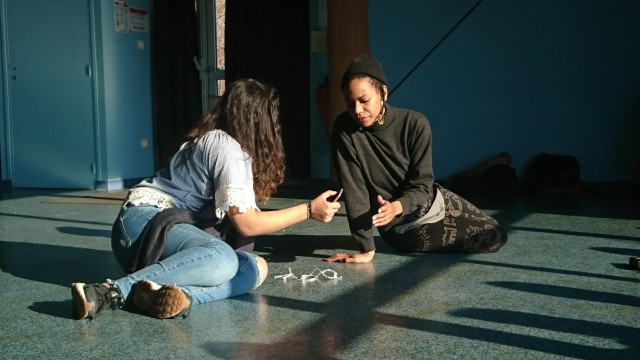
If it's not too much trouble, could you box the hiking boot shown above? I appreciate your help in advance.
[71,282,123,320]
[133,280,192,319]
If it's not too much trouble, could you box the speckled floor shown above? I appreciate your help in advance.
[0,184,638,359]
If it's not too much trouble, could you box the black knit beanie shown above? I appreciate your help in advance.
[341,54,387,89]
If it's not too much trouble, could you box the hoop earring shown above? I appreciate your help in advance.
[376,103,385,125]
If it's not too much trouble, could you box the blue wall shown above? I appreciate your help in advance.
[368,0,640,182]
[308,0,640,182]
[94,0,154,188]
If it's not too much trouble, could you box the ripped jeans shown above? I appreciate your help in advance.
[110,204,261,305]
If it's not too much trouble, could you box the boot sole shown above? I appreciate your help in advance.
[134,280,191,319]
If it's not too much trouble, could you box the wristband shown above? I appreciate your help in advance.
[306,201,312,220]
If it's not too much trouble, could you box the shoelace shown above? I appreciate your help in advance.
[274,267,343,283]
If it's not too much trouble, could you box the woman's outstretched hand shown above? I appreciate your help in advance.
[323,250,375,263]
[309,190,342,222]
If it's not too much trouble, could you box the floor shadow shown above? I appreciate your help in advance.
[508,226,640,242]
[29,300,75,320]
[373,311,639,360]
[0,241,125,287]
[450,307,640,351]
[591,246,640,256]
[462,259,639,283]
[488,281,640,306]
[57,226,112,238]
[0,211,112,226]
[0,188,126,202]
[255,234,364,263]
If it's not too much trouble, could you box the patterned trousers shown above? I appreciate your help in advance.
[380,184,507,253]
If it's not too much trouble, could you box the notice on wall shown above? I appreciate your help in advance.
[129,8,149,32]
[114,0,129,33]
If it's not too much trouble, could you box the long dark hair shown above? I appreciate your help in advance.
[180,78,285,203]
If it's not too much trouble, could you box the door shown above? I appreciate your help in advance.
[6,0,95,188]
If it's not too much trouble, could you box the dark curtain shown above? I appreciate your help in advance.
[226,0,310,179]
[151,1,202,169]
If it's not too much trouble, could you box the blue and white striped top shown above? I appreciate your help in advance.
[134,130,258,219]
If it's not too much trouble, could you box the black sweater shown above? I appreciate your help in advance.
[331,105,435,252]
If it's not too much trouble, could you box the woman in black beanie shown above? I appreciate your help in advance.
[326,55,507,263]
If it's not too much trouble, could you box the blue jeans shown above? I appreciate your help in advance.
[110,205,261,305]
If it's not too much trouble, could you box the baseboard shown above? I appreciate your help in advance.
[0,179,12,192]
[95,177,146,191]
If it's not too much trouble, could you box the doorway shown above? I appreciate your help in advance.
[151,0,311,179]
[5,0,96,188]
[196,0,226,114]
[225,0,310,179]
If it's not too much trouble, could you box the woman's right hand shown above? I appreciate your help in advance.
[309,190,342,222]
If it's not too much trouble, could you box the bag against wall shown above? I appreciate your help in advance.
[447,163,518,195]
[446,152,518,196]
[527,153,580,188]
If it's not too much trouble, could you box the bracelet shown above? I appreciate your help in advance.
[306,201,312,220]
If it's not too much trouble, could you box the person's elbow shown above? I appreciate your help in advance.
[227,207,260,237]
[230,217,258,237]
[234,223,258,237]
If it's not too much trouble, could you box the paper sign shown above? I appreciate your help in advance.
[129,7,148,32]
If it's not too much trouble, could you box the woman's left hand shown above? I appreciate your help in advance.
[372,195,402,227]
[324,250,375,263]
